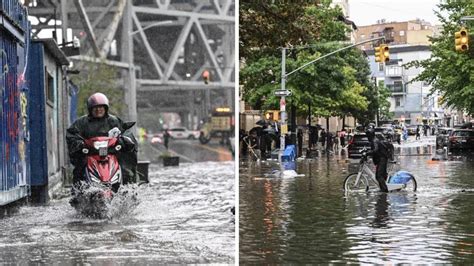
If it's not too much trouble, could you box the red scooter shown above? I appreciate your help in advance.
[82,135,123,195]
[71,122,135,217]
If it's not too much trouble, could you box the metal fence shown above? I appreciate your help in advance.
[0,0,29,206]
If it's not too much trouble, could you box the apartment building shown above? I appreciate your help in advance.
[365,44,449,126]
[355,19,435,50]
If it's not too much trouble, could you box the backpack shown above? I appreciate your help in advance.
[380,140,394,160]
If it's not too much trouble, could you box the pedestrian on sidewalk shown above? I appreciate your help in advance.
[240,129,248,157]
[340,129,346,147]
[248,131,260,161]
[416,126,421,140]
[320,129,327,150]
[163,128,170,150]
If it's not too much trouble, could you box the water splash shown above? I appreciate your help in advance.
[106,184,142,220]
[71,183,142,220]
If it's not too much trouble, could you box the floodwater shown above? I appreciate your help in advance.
[240,147,474,264]
[0,161,235,265]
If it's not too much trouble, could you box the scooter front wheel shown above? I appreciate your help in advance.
[343,173,369,192]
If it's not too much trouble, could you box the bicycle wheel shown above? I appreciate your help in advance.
[343,173,369,192]
[405,176,417,192]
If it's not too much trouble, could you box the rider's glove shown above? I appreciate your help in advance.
[118,136,126,147]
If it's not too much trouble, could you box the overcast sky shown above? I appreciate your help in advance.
[349,0,443,27]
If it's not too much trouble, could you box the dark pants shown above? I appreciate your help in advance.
[375,157,389,192]
[164,138,169,149]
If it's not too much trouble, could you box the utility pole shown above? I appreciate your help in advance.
[279,48,287,167]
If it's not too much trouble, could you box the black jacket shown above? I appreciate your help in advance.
[66,114,138,183]
[369,138,394,165]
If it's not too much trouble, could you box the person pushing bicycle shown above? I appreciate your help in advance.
[365,125,394,193]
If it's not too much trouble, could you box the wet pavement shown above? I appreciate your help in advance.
[0,160,235,264]
[239,145,474,264]
[141,139,233,163]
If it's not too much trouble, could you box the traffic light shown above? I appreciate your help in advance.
[202,70,210,84]
[381,44,390,62]
[454,27,469,52]
[437,96,444,106]
[374,45,382,63]
[374,44,390,63]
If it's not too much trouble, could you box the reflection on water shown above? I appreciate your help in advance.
[0,161,235,264]
[240,153,474,264]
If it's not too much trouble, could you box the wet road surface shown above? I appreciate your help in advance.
[240,147,474,264]
[142,139,233,163]
[0,161,235,264]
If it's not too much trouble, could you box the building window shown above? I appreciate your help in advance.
[395,96,403,107]
[378,63,384,71]
[46,69,55,106]
[400,30,405,36]
[393,80,403,89]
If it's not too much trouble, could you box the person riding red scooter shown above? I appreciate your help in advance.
[66,93,137,212]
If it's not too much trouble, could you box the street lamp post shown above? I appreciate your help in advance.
[279,48,288,167]
[124,19,172,133]
[277,37,386,170]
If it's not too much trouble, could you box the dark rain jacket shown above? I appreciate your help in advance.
[66,114,138,184]
[369,138,394,165]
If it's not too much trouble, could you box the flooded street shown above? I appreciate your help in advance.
[240,146,474,264]
[0,161,235,264]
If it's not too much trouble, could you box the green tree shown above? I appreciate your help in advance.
[240,0,347,60]
[407,0,474,114]
[240,0,382,123]
[71,61,124,117]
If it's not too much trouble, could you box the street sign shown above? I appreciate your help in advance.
[274,89,292,97]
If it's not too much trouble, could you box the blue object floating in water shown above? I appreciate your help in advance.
[281,145,296,162]
[282,161,296,170]
[389,171,414,184]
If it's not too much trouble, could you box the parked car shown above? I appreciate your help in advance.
[348,133,372,159]
[168,127,200,139]
[381,123,394,128]
[448,129,474,151]
[150,134,163,145]
[374,127,401,144]
[435,127,453,149]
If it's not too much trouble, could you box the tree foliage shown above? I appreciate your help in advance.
[240,0,383,123]
[240,0,347,60]
[407,0,474,114]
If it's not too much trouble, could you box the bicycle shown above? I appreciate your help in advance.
[343,148,417,192]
